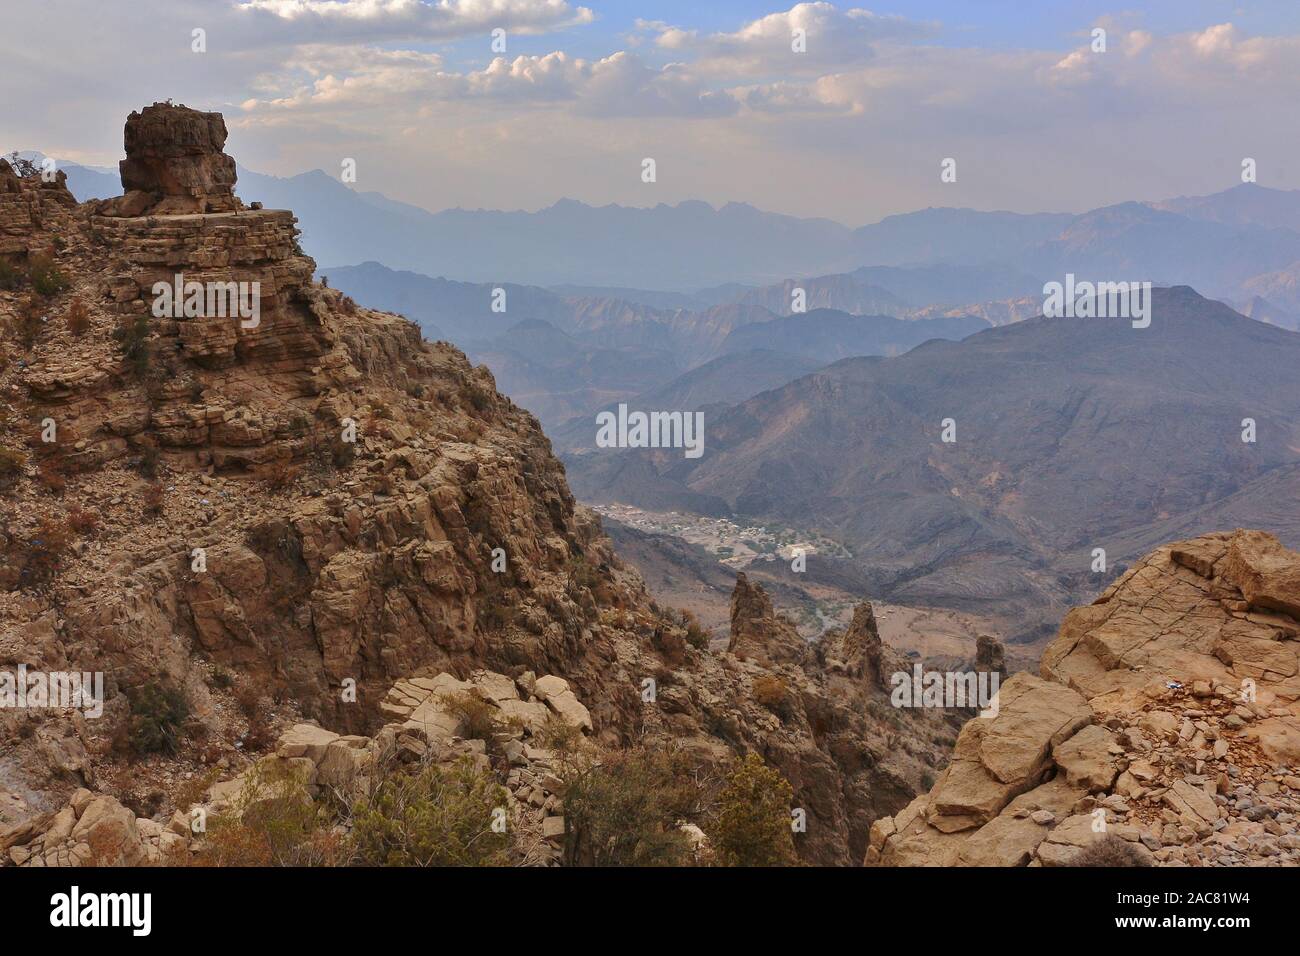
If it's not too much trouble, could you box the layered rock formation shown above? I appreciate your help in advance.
[0,156,77,255]
[0,104,954,866]
[868,530,1300,866]
[2,667,588,867]
[105,103,240,216]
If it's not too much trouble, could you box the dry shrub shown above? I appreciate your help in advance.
[19,514,72,585]
[349,754,509,867]
[10,294,45,348]
[263,459,299,491]
[67,505,99,536]
[35,459,66,493]
[193,762,347,867]
[1073,833,1153,867]
[127,682,190,755]
[752,674,792,720]
[441,691,501,743]
[653,626,687,666]
[142,481,164,516]
[0,445,25,485]
[65,297,91,336]
[681,610,710,650]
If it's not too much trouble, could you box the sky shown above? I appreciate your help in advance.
[6,1,1300,224]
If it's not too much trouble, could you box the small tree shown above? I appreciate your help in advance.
[561,745,702,867]
[709,753,796,866]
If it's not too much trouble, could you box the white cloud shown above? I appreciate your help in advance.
[639,2,937,76]
[235,0,594,42]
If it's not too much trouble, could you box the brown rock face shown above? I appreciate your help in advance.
[975,634,1008,679]
[0,156,77,255]
[3,105,964,869]
[112,103,240,215]
[727,573,805,665]
[869,530,1300,867]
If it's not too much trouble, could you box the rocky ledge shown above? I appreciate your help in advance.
[868,530,1300,866]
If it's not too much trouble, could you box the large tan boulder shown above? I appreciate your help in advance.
[276,723,340,763]
[1220,530,1300,619]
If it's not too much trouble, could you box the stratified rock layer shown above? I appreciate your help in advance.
[1,105,953,866]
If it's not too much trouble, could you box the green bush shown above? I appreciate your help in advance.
[128,682,190,755]
[112,314,152,376]
[708,753,796,866]
[349,756,509,866]
[27,254,66,296]
[562,745,702,866]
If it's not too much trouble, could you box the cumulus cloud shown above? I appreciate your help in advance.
[235,0,594,43]
[8,1,1300,223]
[638,2,937,76]
[242,47,737,117]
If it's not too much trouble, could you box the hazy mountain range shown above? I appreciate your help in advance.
[45,153,1300,643]
[561,288,1300,642]
[46,152,1300,326]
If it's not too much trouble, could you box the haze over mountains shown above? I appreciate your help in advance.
[562,288,1300,643]
[49,153,1300,329]
[46,153,1300,648]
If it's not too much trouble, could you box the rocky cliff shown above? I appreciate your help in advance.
[868,530,1300,866]
[0,104,953,866]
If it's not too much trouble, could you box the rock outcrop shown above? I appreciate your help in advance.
[0,104,954,867]
[105,103,241,216]
[2,667,587,867]
[868,530,1300,867]
[727,572,806,665]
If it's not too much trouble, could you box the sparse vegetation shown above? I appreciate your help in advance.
[27,253,67,296]
[1073,834,1152,867]
[682,610,710,650]
[112,313,152,376]
[136,439,160,479]
[142,481,165,516]
[752,675,792,720]
[35,458,66,493]
[707,753,796,867]
[349,755,509,867]
[263,458,300,491]
[194,761,345,867]
[17,514,72,586]
[0,257,24,291]
[0,445,25,485]
[561,745,703,867]
[127,682,190,755]
[440,691,501,743]
[653,625,687,666]
[65,296,91,336]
